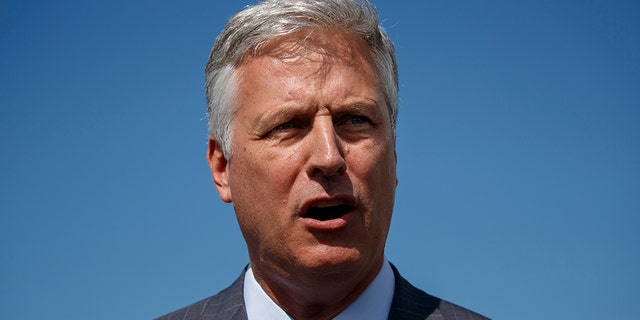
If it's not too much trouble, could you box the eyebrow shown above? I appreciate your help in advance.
[250,100,383,132]
[334,101,384,124]
[249,104,312,135]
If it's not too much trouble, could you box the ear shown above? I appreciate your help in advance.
[394,149,399,187]
[207,136,233,203]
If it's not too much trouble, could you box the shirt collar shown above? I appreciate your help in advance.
[243,259,395,320]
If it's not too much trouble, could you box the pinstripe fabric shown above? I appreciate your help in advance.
[155,269,247,320]
[156,264,489,320]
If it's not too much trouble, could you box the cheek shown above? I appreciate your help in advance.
[231,145,294,188]
[350,140,396,180]
[349,141,397,217]
[228,145,304,219]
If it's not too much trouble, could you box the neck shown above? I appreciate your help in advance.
[251,258,384,320]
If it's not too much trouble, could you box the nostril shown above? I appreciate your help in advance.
[311,158,346,177]
[308,144,346,176]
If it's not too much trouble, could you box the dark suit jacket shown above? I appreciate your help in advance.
[156,264,489,320]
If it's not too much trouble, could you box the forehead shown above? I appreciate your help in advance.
[238,29,378,77]
[233,31,382,109]
[236,30,381,94]
[259,29,372,60]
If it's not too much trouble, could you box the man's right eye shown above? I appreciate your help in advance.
[265,121,301,138]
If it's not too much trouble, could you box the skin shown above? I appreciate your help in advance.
[208,30,398,320]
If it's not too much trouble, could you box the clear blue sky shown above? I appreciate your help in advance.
[1,1,638,319]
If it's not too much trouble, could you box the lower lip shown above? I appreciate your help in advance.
[302,211,353,231]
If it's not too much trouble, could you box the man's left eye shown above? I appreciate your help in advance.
[348,115,369,125]
[274,122,296,131]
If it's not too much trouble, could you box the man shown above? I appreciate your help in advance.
[158,0,489,319]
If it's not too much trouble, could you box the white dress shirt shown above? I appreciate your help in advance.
[244,260,395,320]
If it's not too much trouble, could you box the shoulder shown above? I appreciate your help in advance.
[388,264,490,320]
[155,270,247,320]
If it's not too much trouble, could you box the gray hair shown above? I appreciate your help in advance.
[205,0,398,159]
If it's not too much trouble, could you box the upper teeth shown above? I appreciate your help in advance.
[311,200,343,208]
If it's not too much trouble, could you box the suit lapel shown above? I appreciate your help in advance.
[387,264,441,320]
[204,268,248,320]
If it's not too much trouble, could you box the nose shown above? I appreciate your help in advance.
[306,116,346,177]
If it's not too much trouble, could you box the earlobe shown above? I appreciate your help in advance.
[207,136,233,203]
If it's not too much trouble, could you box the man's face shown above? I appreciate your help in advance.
[209,32,397,281]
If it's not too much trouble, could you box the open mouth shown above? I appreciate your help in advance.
[305,204,352,221]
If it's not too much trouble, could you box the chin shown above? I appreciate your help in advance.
[294,245,364,274]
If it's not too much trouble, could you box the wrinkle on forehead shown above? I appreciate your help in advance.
[242,29,376,78]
